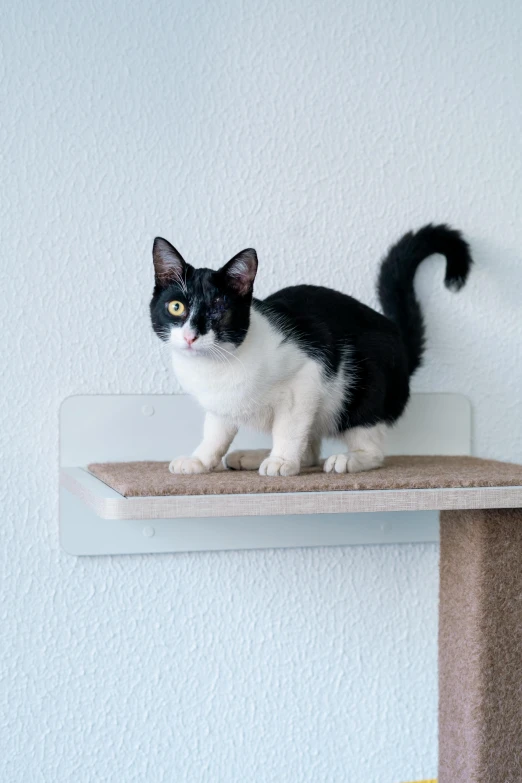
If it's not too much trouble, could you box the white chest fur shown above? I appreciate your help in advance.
[170,309,349,436]
[171,311,300,428]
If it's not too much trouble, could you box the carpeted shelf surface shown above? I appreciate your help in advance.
[87,455,522,498]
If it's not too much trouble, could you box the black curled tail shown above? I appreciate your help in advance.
[377,223,473,376]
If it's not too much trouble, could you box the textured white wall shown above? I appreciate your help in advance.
[3,1,522,781]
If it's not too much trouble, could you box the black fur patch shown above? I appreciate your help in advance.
[254,286,410,428]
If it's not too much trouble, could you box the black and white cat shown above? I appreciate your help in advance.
[150,224,472,476]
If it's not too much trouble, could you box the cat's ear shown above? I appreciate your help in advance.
[153,237,189,287]
[220,249,258,296]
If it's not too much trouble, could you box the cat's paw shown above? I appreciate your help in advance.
[259,456,301,477]
[225,449,270,471]
[169,456,210,475]
[323,452,383,474]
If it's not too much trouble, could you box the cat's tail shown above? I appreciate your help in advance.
[377,223,473,376]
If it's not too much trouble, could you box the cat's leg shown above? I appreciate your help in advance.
[302,434,322,467]
[324,424,387,474]
[170,412,238,474]
[226,435,320,471]
[259,367,320,477]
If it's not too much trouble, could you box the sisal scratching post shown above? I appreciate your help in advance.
[439,509,522,782]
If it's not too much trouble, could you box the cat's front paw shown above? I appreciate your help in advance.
[259,456,301,477]
[169,456,210,475]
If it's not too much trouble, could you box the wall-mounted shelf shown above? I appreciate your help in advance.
[59,391,502,556]
[60,455,522,556]
[63,458,522,520]
[60,472,441,556]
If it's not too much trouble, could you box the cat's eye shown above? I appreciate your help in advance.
[167,300,186,317]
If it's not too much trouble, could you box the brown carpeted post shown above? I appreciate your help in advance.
[439,508,522,782]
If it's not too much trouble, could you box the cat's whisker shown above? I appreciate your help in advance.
[209,346,228,365]
[174,271,187,296]
[212,345,237,372]
[214,343,246,370]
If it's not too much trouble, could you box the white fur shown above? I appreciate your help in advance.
[168,309,384,476]
[323,424,387,474]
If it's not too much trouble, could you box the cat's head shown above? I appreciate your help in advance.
[150,237,258,356]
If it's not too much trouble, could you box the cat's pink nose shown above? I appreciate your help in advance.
[184,332,198,346]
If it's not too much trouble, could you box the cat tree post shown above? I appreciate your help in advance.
[439,508,522,782]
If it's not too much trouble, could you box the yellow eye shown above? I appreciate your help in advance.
[167,300,186,316]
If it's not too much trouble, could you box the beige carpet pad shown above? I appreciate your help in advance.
[88,455,522,498]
